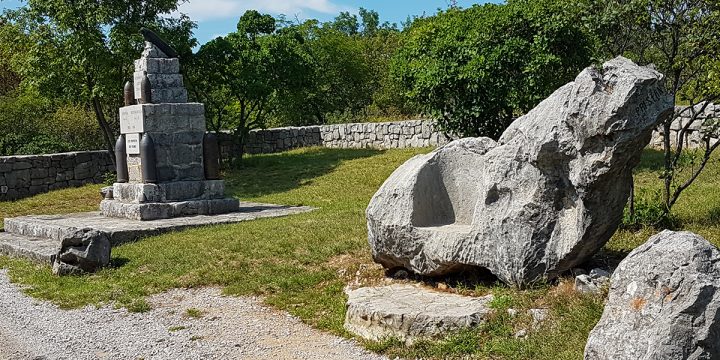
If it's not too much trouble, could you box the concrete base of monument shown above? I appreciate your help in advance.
[100,198,240,221]
[112,181,227,203]
[0,201,315,274]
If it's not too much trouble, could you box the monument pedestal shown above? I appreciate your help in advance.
[100,198,240,221]
[100,180,240,220]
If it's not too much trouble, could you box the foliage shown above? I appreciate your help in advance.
[1,0,197,159]
[622,189,672,228]
[586,0,720,219]
[188,10,311,162]
[270,9,408,127]
[392,0,595,138]
[0,90,107,156]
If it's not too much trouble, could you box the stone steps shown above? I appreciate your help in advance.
[0,231,59,264]
[4,217,77,242]
[0,202,315,271]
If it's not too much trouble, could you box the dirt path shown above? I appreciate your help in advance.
[0,270,385,360]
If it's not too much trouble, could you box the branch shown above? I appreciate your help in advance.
[669,136,720,209]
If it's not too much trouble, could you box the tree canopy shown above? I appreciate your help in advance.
[392,0,595,138]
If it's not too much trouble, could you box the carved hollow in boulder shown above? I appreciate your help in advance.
[366,57,674,287]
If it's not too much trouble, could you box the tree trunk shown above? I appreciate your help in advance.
[91,96,116,166]
[629,176,635,223]
[662,117,672,213]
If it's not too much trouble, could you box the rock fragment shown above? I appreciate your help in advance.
[585,231,720,360]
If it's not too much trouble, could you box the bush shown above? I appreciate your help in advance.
[43,103,105,151]
[0,91,52,155]
[392,0,594,138]
[0,91,103,155]
[622,189,678,229]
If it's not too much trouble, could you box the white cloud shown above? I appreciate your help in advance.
[175,0,353,22]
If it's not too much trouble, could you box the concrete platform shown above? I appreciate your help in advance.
[0,201,315,266]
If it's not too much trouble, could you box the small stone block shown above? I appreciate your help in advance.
[150,88,188,103]
[147,73,184,89]
[113,180,226,203]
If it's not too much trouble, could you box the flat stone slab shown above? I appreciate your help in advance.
[3,201,314,248]
[0,232,58,264]
[344,284,494,344]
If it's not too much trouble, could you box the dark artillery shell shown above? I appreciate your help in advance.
[140,75,152,104]
[203,132,221,180]
[123,81,135,106]
[140,134,158,183]
[115,135,129,183]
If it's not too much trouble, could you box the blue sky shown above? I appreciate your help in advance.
[1,0,498,45]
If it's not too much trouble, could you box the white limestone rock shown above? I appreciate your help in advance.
[366,57,673,287]
[344,284,493,344]
[584,231,720,359]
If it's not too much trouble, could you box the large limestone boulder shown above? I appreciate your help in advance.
[367,57,672,287]
[585,231,720,359]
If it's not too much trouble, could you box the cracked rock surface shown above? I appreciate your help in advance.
[367,57,672,287]
[585,230,720,360]
[344,284,494,344]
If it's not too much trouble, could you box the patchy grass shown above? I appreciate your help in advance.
[0,184,104,230]
[0,147,424,326]
[1,146,720,359]
[184,308,204,319]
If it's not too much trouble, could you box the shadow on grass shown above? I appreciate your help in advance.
[387,266,501,290]
[586,247,632,271]
[110,257,130,268]
[635,148,665,172]
[223,147,383,199]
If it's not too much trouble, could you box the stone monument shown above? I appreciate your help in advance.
[101,29,239,220]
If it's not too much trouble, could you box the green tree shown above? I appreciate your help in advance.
[1,0,196,161]
[272,9,406,126]
[189,11,311,162]
[392,0,595,138]
[586,0,720,218]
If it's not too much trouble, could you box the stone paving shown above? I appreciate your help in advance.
[0,202,315,265]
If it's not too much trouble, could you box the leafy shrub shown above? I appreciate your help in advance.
[622,189,678,229]
[43,103,104,151]
[0,91,103,155]
[392,0,594,139]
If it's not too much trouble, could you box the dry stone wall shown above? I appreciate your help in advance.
[0,151,113,201]
[650,103,720,149]
[224,119,450,155]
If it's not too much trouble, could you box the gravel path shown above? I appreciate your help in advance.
[0,270,386,360]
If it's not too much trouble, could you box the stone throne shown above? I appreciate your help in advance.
[101,29,239,220]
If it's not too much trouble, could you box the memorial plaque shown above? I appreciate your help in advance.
[126,133,140,155]
[133,71,144,100]
[120,106,144,133]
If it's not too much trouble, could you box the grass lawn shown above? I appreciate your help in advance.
[1,146,720,359]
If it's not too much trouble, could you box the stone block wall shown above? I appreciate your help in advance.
[220,119,451,156]
[0,151,114,201]
[650,104,720,149]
